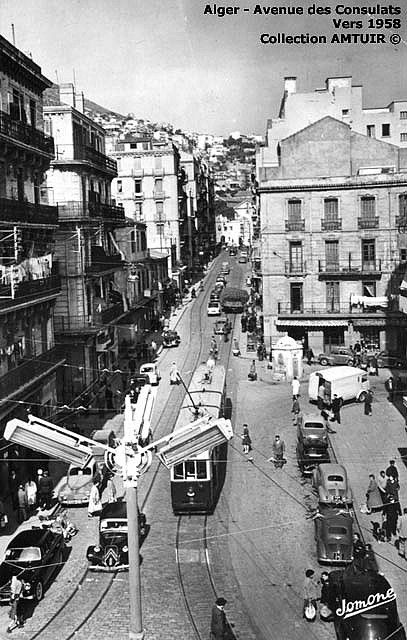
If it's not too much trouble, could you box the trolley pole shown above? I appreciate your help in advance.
[127,480,144,640]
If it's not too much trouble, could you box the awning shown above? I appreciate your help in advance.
[147,249,169,261]
[276,319,348,327]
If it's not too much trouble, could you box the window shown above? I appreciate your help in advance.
[326,281,340,312]
[399,194,407,217]
[131,230,136,254]
[366,125,375,138]
[325,241,339,269]
[134,179,142,194]
[342,109,349,116]
[156,223,164,237]
[155,178,163,194]
[287,199,301,221]
[290,283,303,313]
[289,241,303,272]
[135,202,143,218]
[400,111,407,119]
[362,281,376,297]
[142,142,149,150]
[362,239,376,268]
[172,460,207,480]
[29,99,36,128]
[156,201,164,220]
[117,180,122,194]
[401,133,407,142]
[154,156,162,170]
[130,143,137,149]
[400,248,407,261]
[382,123,390,137]
[324,198,338,220]
[361,196,376,218]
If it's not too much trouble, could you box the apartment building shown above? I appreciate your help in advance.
[43,85,127,402]
[107,135,184,286]
[0,35,64,433]
[259,75,407,167]
[258,116,407,354]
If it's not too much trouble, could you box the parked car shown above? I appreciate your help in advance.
[86,501,147,571]
[210,290,221,302]
[318,348,355,367]
[54,460,98,506]
[162,330,181,348]
[238,254,247,263]
[376,351,407,369]
[314,504,353,564]
[296,413,330,474]
[215,278,225,289]
[207,301,221,316]
[139,362,161,385]
[213,317,231,335]
[0,528,65,603]
[229,247,237,256]
[312,463,353,506]
[221,262,230,274]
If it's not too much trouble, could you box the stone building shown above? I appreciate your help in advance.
[258,116,407,354]
[0,35,63,434]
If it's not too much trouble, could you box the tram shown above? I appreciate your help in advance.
[170,363,230,515]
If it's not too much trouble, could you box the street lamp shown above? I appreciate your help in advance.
[4,393,233,639]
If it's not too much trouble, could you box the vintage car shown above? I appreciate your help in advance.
[0,528,65,603]
[207,300,221,316]
[86,501,147,572]
[314,504,353,564]
[318,348,355,367]
[213,317,231,335]
[214,279,225,289]
[54,460,98,506]
[376,351,407,369]
[229,247,237,256]
[210,290,221,302]
[312,463,353,506]
[221,262,230,274]
[162,330,181,348]
[139,362,161,385]
[296,413,330,474]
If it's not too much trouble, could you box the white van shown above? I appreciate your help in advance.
[308,366,369,408]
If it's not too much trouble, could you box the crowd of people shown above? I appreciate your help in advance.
[1,468,55,527]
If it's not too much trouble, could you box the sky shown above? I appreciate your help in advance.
[1,0,407,136]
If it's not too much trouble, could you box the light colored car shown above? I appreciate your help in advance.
[139,362,161,385]
[207,301,221,316]
[312,463,353,506]
[54,460,97,506]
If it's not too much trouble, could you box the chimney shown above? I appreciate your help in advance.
[284,77,297,95]
[75,91,85,113]
[59,83,76,108]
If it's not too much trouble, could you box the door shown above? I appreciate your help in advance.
[290,283,303,313]
[362,240,376,271]
[326,281,340,312]
[289,241,303,273]
[325,241,339,270]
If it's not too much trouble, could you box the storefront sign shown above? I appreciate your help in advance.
[336,588,396,619]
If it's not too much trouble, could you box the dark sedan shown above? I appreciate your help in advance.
[0,528,65,603]
[314,505,353,564]
[376,351,407,369]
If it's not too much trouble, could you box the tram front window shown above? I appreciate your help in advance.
[197,461,207,479]
[172,460,208,480]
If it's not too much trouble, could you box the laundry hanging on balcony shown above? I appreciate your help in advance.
[0,254,52,286]
[350,294,389,308]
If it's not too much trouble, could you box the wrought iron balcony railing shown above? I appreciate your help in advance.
[357,216,379,229]
[0,270,60,309]
[318,259,382,274]
[285,219,305,232]
[285,260,307,275]
[0,109,55,155]
[321,218,342,231]
[0,198,58,226]
[57,201,125,222]
[54,144,117,173]
[0,347,64,403]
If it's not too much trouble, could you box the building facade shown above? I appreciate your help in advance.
[0,36,64,435]
[258,116,407,354]
[43,85,127,402]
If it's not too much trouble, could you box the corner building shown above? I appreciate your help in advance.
[258,116,407,354]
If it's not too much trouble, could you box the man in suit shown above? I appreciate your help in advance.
[331,394,343,424]
[210,597,228,639]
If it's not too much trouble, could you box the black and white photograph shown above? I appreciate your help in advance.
[0,0,407,638]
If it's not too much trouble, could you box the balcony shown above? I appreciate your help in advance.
[321,218,342,231]
[95,302,124,324]
[285,219,305,232]
[54,144,117,174]
[357,216,379,229]
[277,301,397,316]
[285,260,307,275]
[318,259,382,279]
[134,192,144,200]
[86,246,124,275]
[0,347,64,404]
[54,302,125,334]
[57,201,125,223]
[0,109,54,155]
[0,198,58,226]
[153,189,166,199]
[396,215,407,229]
[0,271,61,310]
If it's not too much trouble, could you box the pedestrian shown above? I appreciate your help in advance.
[248,359,257,381]
[8,470,19,511]
[385,475,400,503]
[384,496,401,542]
[88,479,102,518]
[6,574,24,633]
[385,376,394,402]
[150,340,157,360]
[303,569,319,621]
[25,478,37,515]
[305,348,314,366]
[241,425,252,455]
[248,314,256,333]
[105,384,113,410]
[106,476,117,504]
[386,460,399,485]
[257,342,264,361]
[364,389,373,416]
[291,397,301,422]
[321,409,336,434]
[319,572,334,622]
[353,532,366,571]
[397,507,407,558]
[38,470,54,510]
[241,312,248,333]
[291,376,300,400]
[268,435,286,467]
[170,362,180,385]
[362,543,377,573]
[377,470,387,503]
[366,474,382,513]
[210,597,228,640]
[354,341,361,354]
[17,485,27,524]
[331,394,343,424]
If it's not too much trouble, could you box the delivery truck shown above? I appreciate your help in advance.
[309,366,369,408]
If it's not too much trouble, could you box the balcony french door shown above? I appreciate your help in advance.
[290,283,303,313]
[289,241,303,273]
[362,239,376,271]
[325,241,339,271]
[326,281,340,312]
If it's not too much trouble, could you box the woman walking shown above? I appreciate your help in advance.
[241,425,252,455]
[366,474,382,513]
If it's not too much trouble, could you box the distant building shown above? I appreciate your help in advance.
[0,35,63,435]
[258,116,407,353]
